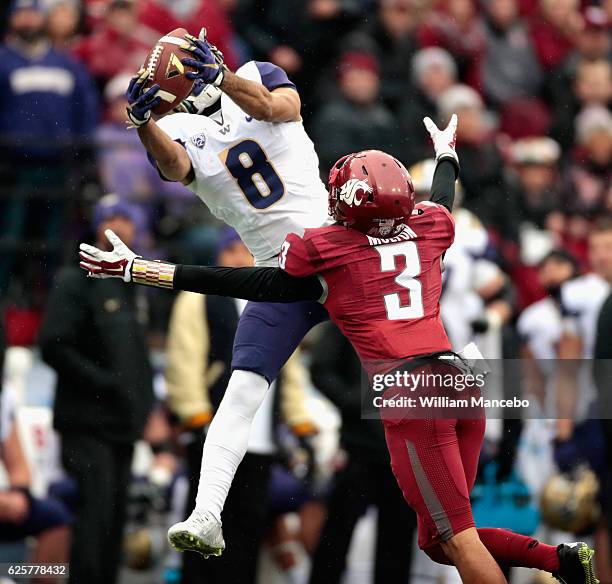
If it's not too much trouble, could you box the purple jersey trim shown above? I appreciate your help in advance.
[254,61,296,92]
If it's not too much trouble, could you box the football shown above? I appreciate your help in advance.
[142,27,197,116]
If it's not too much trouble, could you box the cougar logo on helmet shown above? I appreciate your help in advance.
[338,179,372,207]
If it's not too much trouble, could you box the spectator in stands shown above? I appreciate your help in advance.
[39,195,155,584]
[555,220,612,581]
[0,0,98,296]
[480,0,542,107]
[311,50,400,171]
[529,0,582,70]
[308,322,416,584]
[73,0,152,88]
[342,0,419,109]
[46,0,81,50]
[0,424,71,584]
[398,47,457,166]
[0,0,98,158]
[138,0,238,72]
[551,58,612,150]
[235,0,364,111]
[437,84,513,240]
[575,58,611,112]
[508,136,562,229]
[234,0,305,74]
[593,249,612,565]
[563,106,612,217]
[418,0,486,84]
[551,6,611,95]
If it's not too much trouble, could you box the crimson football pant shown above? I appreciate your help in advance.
[383,416,484,550]
[382,416,560,572]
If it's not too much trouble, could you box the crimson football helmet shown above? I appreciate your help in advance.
[328,150,415,238]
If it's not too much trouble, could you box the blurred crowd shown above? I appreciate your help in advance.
[0,0,611,582]
[0,0,611,305]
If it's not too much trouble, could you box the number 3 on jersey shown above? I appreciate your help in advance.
[375,241,424,320]
[222,139,285,209]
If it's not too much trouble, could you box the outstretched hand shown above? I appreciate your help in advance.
[180,28,225,88]
[423,113,459,166]
[79,229,138,283]
[126,68,161,128]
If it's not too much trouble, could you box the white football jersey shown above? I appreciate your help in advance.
[556,273,609,419]
[560,272,610,358]
[517,297,562,361]
[156,61,330,265]
[441,208,500,350]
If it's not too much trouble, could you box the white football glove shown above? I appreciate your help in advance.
[79,229,138,283]
[423,113,459,166]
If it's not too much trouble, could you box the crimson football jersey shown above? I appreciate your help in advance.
[280,202,455,373]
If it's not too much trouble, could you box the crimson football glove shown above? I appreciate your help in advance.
[126,68,161,128]
[423,113,459,167]
[79,229,139,282]
[180,28,226,88]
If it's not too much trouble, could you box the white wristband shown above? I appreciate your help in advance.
[212,66,226,88]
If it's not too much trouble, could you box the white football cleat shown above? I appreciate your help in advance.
[167,510,225,558]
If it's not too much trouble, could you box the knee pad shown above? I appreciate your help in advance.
[220,370,269,420]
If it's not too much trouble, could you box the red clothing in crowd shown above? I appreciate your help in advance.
[138,0,238,71]
[74,26,153,85]
[528,15,576,69]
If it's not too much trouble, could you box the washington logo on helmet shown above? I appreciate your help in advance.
[338,179,372,207]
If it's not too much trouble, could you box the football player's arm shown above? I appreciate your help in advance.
[424,114,460,211]
[3,425,31,488]
[79,231,325,301]
[220,71,301,123]
[428,158,459,212]
[520,344,547,409]
[173,265,322,302]
[137,121,194,185]
[555,329,582,441]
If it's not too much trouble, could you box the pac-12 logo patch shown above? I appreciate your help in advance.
[190,133,207,149]
[338,179,372,207]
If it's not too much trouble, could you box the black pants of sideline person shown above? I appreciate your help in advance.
[181,438,273,584]
[309,455,417,584]
[60,432,133,584]
[602,419,612,561]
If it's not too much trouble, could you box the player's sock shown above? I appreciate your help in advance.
[194,369,269,520]
[477,528,560,572]
[424,530,560,572]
